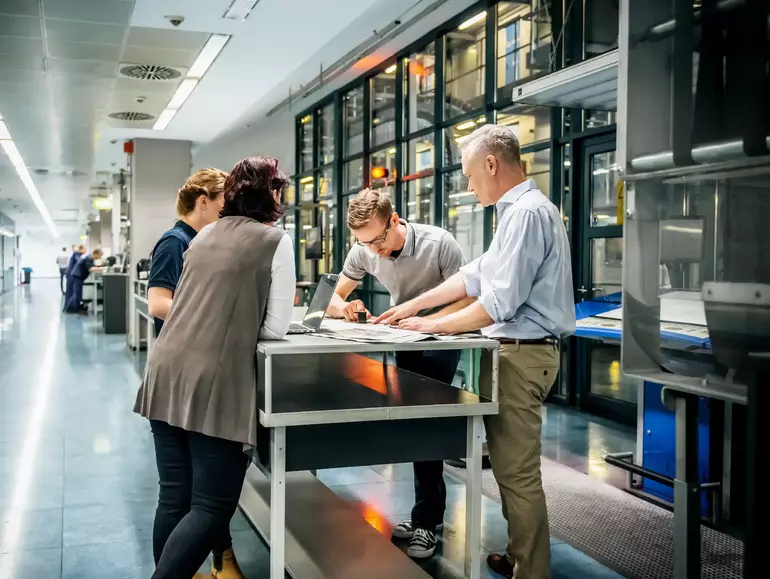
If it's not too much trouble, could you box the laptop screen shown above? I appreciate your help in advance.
[302,274,338,330]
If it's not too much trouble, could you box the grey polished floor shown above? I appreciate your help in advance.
[0,281,627,578]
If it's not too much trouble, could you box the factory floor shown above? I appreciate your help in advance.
[0,280,628,578]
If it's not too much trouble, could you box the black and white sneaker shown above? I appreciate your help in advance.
[392,519,444,539]
[407,528,437,559]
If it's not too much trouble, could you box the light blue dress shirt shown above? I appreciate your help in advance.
[460,179,576,339]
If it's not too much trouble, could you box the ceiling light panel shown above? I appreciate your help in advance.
[223,0,260,21]
[154,34,230,131]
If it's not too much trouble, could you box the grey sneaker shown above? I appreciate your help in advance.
[407,528,437,558]
[392,519,444,539]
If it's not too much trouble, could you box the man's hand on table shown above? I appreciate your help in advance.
[341,299,371,322]
[373,300,421,325]
[397,317,444,334]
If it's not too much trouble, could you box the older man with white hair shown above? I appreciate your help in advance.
[376,124,575,579]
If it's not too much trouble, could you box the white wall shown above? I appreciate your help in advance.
[19,236,69,278]
[192,107,295,175]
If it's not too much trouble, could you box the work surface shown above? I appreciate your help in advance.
[258,353,497,427]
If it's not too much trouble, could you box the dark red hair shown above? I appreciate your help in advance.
[220,156,287,223]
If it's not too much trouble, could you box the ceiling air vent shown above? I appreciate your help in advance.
[34,168,49,175]
[119,63,183,81]
[108,112,155,122]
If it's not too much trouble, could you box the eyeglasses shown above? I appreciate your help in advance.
[357,218,392,247]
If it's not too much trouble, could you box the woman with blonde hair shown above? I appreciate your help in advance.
[145,167,246,578]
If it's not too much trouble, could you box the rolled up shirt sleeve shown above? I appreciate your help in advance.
[478,209,544,324]
[460,256,483,297]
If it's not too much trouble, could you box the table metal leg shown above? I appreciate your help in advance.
[674,394,700,579]
[465,415,483,579]
[270,426,287,579]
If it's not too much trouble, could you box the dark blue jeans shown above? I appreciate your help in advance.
[64,276,84,312]
[395,349,461,530]
[150,420,249,579]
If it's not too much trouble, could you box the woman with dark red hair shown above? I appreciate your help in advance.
[134,156,295,578]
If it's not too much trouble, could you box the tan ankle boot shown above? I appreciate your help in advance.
[211,548,245,579]
[193,574,213,579]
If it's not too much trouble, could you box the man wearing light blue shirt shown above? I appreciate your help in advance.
[376,124,575,579]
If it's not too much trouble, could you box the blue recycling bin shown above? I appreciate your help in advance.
[22,267,32,284]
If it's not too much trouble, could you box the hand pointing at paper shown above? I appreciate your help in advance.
[373,301,421,325]
[397,317,440,333]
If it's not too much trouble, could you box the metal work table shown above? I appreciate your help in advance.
[131,280,154,351]
[242,328,499,579]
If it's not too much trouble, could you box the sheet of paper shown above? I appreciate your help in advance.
[317,319,474,344]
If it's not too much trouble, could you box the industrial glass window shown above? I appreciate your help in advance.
[590,150,620,226]
[298,175,315,202]
[343,87,364,157]
[370,70,396,147]
[318,103,335,165]
[444,170,484,259]
[369,147,396,197]
[496,103,551,147]
[319,167,334,200]
[299,114,313,172]
[444,10,486,120]
[283,181,296,206]
[496,1,553,101]
[343,158,364,193]
[445,115,488,166]
[404,134,435,176]
[521,148,551,198]
[403,179,434,224]
[403,43,436,136]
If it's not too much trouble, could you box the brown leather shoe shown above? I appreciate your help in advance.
[212,548,246,579]
[486,552,514,578]
[193,574,213,579]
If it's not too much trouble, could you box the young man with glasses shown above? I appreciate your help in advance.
[327,188,472,559]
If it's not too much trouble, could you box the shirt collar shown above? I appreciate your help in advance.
[175,220,197,240]
[497,179,536,208]
[399,219,416,258]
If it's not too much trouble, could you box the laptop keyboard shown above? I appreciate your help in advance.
[288,322,312,333]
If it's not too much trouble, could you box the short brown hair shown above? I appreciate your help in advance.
[347,189,393,230]
[220,156,287,223]
[176,168,228,216]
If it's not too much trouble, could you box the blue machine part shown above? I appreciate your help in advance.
[641,381,712,515]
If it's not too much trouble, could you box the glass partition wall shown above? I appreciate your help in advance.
[290,0,622,420]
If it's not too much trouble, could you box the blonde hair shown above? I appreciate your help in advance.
[347,188,393,230]
[176,168,228,216]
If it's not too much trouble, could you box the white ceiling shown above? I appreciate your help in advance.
[0,0,475,239]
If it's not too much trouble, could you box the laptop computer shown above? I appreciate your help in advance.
[287,274,339,334]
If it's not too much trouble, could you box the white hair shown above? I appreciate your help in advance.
[461,124,521,166]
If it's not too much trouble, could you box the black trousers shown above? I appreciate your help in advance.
[150,420,249,579]
[59,268,67,294]
[395,349,461,530]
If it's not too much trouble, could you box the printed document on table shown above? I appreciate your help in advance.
[318,318,472,344]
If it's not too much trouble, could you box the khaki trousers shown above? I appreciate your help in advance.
[480,342,559,579]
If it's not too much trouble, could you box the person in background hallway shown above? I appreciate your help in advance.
[376,125,576,579]
[134,156,295,579]
[145,167,244,579]
[326,188,472,559]
[64,248,103,313]
[64,244,84,307]
[56,246,70,294]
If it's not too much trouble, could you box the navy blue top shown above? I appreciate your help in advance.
[66,251,82,275]
[71,255,94,281]
[148,220,197,336]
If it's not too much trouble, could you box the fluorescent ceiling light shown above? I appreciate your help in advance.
[299,176,313,184]
[153,108,177,131]
[0,127,57,237]
[385,64,397,74]
[458,11,486,31]
[223,0,260,20]
[167,79,199,110]
[456,121,476,131]
[187,34,230,78]
[1,140,19,157]
[155,34,230,131]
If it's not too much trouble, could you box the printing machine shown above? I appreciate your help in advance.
[609,0,769,577]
